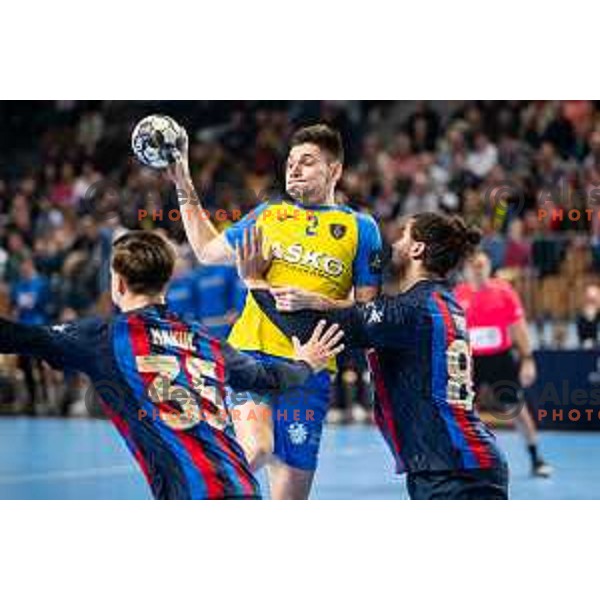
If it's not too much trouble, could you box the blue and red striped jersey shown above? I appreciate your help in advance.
[0,304,313,499]
[252,282,505,474]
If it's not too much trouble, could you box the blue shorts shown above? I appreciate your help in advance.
[228,351,331,471]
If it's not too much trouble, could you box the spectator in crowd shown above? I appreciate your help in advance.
[576,284,600,348]
[10,255,50,414]
[166,256,196,321]
[4,231,30,284]
[190,263,240,339]
[401,170,439,215]
[387,132,420,183]
[583,129,600,179]
[504,218,532,270]
[11,255,49,326]
[466,132,498,180]
[406,101,440,152]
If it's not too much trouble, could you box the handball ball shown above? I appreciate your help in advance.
[131,114,187,169]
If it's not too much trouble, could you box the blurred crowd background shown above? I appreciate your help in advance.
[2,100,600,419]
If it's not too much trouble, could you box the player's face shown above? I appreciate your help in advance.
[390,219,424,279]
[286,143,341,205]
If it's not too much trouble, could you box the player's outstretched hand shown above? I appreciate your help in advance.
[236,226,272,287]
[292,320,345,372]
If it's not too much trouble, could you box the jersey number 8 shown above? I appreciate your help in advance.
[446,339,475,410]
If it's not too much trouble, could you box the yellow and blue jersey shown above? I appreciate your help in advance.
[224,198,383,362]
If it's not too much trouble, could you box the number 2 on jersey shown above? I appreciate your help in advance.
[305,213,319,236]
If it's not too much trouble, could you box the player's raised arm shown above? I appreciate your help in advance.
[166,142,235,265]
[221,320,344,395]
[0,316,102,374]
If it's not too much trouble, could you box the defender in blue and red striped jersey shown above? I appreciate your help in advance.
[0,231,344,500]
[246,213,508,500]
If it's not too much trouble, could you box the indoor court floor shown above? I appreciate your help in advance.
[0,417,597,499]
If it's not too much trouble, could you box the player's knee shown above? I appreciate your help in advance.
[240,432,273,472]
[245,442,272,472]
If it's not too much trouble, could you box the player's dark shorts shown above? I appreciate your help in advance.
[473,350,521,406]
[406,463,509,500]
[229,351,331,472]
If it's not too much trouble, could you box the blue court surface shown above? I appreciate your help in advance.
[0,417,597,499]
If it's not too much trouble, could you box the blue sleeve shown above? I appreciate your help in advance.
[0,316,105,373]
[352,212,383,288]
[221,340,312,394]
[250,290,416,350]
[355,298,416,348]
[223,202,270,249]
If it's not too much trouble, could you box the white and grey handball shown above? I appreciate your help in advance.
[131,114,187,169]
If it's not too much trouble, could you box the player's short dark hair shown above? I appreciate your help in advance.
[410,212,482,277]
[290,124,344,163]
[111,230,176,295]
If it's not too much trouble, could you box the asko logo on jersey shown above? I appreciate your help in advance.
[269,240,345,277]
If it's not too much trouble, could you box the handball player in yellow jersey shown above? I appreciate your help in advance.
[168,124,382,499]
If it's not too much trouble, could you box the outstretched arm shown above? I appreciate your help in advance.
[166,144,236,265]
[0,317,101,373]
[251,289,416,350]
[222,320,345,395]
[270,286,356,311]
[221,343,312,395]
